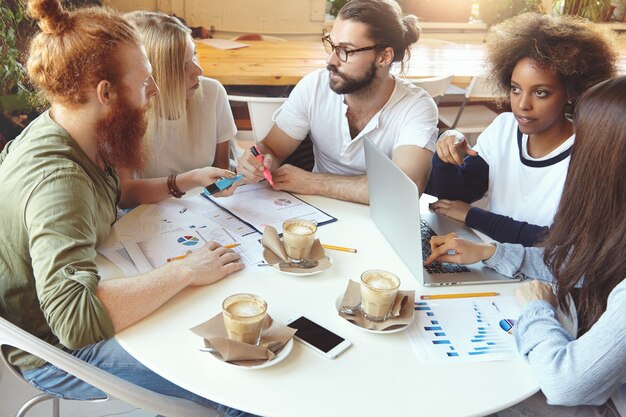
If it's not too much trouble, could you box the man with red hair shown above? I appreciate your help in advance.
[0,1,250,415]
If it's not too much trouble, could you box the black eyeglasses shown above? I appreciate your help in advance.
[321,35,381,62]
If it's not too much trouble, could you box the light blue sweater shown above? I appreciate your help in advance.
[484,243,625,416]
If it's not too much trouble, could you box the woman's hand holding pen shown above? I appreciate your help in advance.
[436,129,478,166]
[190,167,239,196]
[423,233,496,266]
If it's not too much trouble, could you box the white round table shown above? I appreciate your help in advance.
[100,193,538,417]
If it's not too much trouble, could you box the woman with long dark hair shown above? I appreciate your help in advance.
[425,76,626,416]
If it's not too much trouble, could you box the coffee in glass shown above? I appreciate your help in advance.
[222,293,267,345]
[282,218,317,260]
[360,270,400,322]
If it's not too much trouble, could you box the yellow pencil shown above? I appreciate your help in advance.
[166,251,192,263]
[321,244,357,253]
[223,243,241,249]
[419,292,499,300]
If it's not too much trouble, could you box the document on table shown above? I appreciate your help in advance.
[119,202,218,238]
[99,196,265,275]
[167,195,258,237]
[99,242,140,276]
[121,226,263,274]
[203,182,336,234]
[408,296,522,363]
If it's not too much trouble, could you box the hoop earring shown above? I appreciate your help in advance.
[564,99,575,122]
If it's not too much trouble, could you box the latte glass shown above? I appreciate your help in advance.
[222,293,267,345]
[360,270,400,322]
[282,218,317,260]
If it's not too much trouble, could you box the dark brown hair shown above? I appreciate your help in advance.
[542,76,626,334]
[486,13,617,102]
[26,0,140,107]
[338,0,419,71]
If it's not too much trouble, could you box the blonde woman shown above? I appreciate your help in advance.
[118,11,238,208]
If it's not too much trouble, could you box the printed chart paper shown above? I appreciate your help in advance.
[120,226,263,274]
[408,296,522,363]
[168,195,258,237]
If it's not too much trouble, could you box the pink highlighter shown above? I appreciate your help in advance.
[250,145,275,187]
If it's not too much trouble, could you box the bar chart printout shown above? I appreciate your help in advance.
[408,296,522,363]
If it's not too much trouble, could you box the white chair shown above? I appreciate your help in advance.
[0,316,220,417]
[228,95,287,167]
[228,95,287,143]
[437,76,502,143]
[411,74,454,105]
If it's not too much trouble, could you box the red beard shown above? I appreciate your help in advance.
[95,92,148,171]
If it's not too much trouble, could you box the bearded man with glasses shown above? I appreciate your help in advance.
[237,0,438,204]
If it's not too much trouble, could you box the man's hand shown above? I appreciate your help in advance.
[424,233,496,266]
[515,280,557,309]
[429,199,472,222]
[236,148,275,184]
[436,130,478,166]
[181,242,244,286]
[271,164,316,194]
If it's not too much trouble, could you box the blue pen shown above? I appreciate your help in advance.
[205,174,243,195]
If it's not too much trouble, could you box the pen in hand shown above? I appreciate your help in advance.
[250,145,275,187]
[166,250,192,263]
[166,244,240,263]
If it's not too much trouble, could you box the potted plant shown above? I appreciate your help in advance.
[553,0,613,22]
[327,0,349,17]
[0,0,36,112]
[477,0,544,26]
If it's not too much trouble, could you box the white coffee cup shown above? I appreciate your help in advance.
[360,270,400,322]
[282,218,317,260]
[222,293,267,345]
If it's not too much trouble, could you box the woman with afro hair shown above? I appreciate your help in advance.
[427,13,617,247]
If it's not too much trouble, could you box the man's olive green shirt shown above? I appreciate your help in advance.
[0,111,118,370]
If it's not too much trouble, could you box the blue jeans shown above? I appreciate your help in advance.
[21,338,257,417]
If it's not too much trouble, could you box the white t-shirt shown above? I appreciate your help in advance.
[474,113,574,227]
[139,77,236,179]
[274,69,438,175]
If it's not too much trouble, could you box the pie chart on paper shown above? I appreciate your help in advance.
[274,198,292,207]
[177,235,200,247]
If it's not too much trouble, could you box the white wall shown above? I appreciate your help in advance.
[104,0,326,35]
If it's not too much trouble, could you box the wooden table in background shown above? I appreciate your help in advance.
[196,39,488,87]
[196,39,626,88]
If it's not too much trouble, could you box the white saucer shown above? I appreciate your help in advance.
[334,295,411,334]
[214,338,294,370]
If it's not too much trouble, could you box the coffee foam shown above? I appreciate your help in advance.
[288,224,315,235]
[226,300,265,317]
[284,221,316,235]
[363,272,398,290]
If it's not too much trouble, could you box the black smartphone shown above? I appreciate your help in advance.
[286,316,351,359]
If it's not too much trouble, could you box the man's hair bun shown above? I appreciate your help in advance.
[27,0,71,35]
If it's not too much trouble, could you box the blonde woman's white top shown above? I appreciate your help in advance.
[139,77,236,179]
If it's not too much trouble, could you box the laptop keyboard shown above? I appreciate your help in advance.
[421,220,470,274]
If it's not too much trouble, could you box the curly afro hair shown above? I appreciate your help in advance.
[486,13,617,101]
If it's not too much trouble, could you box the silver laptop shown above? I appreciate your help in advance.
[364,136,520,286]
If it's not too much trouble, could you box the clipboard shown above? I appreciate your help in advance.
[200,182,337,235]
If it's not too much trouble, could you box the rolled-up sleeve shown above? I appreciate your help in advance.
[25,169,114,349]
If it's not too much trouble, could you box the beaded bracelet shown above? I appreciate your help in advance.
[167,174,185,199]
